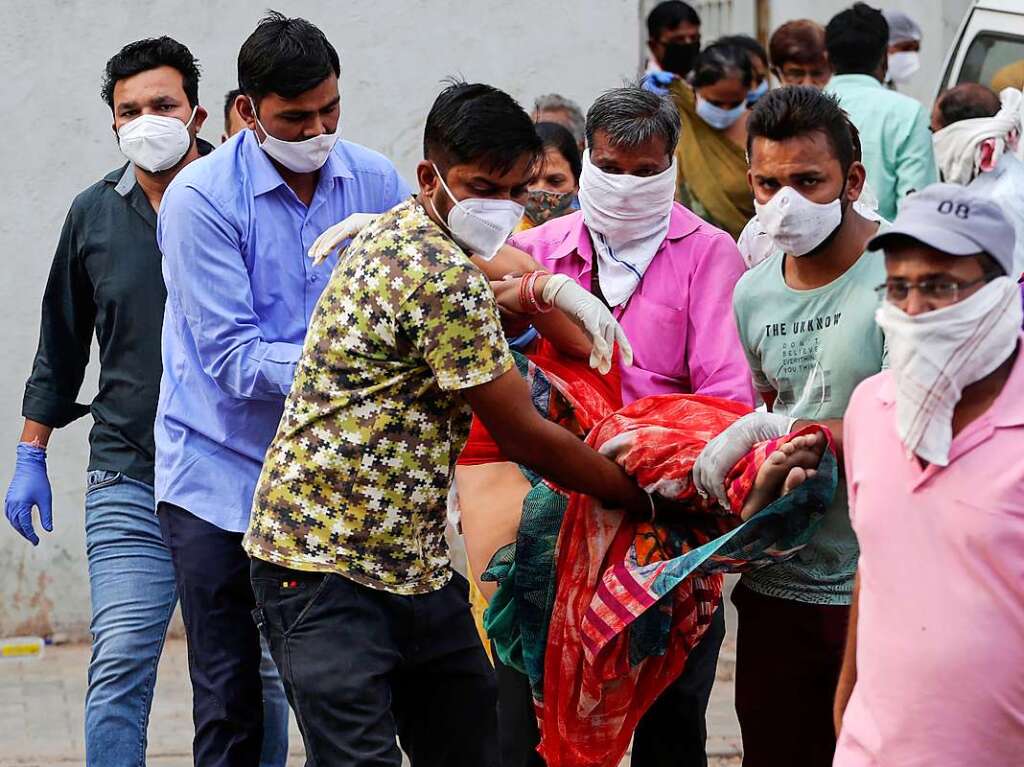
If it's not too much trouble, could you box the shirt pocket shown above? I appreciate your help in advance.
[627,293,688,379]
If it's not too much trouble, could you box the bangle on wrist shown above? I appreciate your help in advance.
[518,273,538,315]
[531,271,553,313]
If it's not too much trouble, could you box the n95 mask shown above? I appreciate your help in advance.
[432,164,524,261]
[754,186,843,256]
[117,106,197,173]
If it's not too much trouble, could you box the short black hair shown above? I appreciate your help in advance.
[238,11,340,101]
[747,86,856,173]
[223,88,243,123]
[424,80,543,175]
[935,83,1001,129]
[535,122,582,183]
[101,37,200,110]
[647,1,701,40]
[693,43,754,89]
[717,34,768,69]
[826,3,889,75]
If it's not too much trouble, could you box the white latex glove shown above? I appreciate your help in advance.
[541,274,633,374]
[692,411,797,508]
[308,212,379,265]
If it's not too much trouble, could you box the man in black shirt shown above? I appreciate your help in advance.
[3,38,288,767]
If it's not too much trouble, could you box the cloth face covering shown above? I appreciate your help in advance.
[875,276,1023,466]
[577,150,676,306]
[251,98,339,173]
[696,96,746,130]
[659,41,700,77]
[753,185,843,256]
[933,88,1024,185]
[887,51,921,84]
[524,189,577,226]
[431,164,525,261]
[117,107,197,173]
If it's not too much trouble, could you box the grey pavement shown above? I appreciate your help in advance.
[0,577,742,766]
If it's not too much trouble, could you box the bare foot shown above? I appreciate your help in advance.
[740,431,826,520]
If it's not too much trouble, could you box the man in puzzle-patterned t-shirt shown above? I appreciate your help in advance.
[245,82,648,765]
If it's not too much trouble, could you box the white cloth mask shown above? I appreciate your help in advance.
[696,96,746,130]
[887,51,921,84]
[753,186,843,257]
[577,150,676,306]
[117,106,197,173]
[251,98,339,173]
[431,165,524,261]
[875,276,1022,466]
[933,88,1024,185]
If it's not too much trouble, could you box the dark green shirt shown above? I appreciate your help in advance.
[22,142,212,485]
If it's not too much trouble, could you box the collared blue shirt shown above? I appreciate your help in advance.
[156,130,411,531]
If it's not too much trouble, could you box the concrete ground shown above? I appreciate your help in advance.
[0,579,742,767]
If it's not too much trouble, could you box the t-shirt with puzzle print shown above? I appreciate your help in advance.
[244,199,513,595]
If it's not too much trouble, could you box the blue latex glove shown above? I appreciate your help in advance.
[4,443,53,545]
[641,71,677,97]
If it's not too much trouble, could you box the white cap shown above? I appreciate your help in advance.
[884,10,922,45]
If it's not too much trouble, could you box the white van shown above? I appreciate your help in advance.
[938,0,1024,96]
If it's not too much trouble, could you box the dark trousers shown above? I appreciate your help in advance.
[158,502,265,767]
[732,581,849,767]
[251,559,498,767]
[493,602,726,767]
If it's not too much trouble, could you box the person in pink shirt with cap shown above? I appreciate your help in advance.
[835,183,1024,767]
[506,85,753,767]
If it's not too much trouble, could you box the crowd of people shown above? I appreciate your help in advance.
[4,2,1023,767]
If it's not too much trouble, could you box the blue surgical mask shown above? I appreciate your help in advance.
[746,79,769,107]
[696,96,746,130]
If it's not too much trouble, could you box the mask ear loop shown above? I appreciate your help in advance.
[425,164,457,237]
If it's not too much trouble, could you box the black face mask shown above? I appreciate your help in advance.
[660,41,700,77]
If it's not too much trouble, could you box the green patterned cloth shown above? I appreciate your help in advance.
[245,199,513,595]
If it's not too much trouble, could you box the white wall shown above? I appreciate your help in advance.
[0,0,641,638]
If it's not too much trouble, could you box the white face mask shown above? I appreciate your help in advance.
[117,106,197,173]
[887,51,920,84]
[430,165,524,261]
[578,150,677,305]
[250,98,339,174]
[753,186,843,257]
[875,276,1022,466]
[577,150,676,242]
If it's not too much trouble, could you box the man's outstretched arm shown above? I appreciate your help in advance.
[462,369,649,516]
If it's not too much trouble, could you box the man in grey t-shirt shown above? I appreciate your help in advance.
[693,87,886,767]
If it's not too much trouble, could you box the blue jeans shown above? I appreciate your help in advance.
[84,470,290,767]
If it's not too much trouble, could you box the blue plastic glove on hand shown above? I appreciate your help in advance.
[4,443,53,545]
[641,71,677,96]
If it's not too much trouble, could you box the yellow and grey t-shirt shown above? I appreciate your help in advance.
[244,199,513,595]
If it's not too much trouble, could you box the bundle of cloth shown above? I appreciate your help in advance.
[478,344,837,767]
[932,86,1024,282]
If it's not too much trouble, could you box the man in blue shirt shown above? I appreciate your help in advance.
[824,3,937,222]
[156,13,409,766]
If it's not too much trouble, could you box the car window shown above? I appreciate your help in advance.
[957,32,1024,91]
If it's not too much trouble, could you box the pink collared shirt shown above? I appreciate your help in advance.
[509,205,753,406]
[836,339,1024,767]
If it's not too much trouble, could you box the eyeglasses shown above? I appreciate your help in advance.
[874,276,990,304]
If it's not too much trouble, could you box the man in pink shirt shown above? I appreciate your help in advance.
[835,183,1024,767]
[509,86,753,767]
